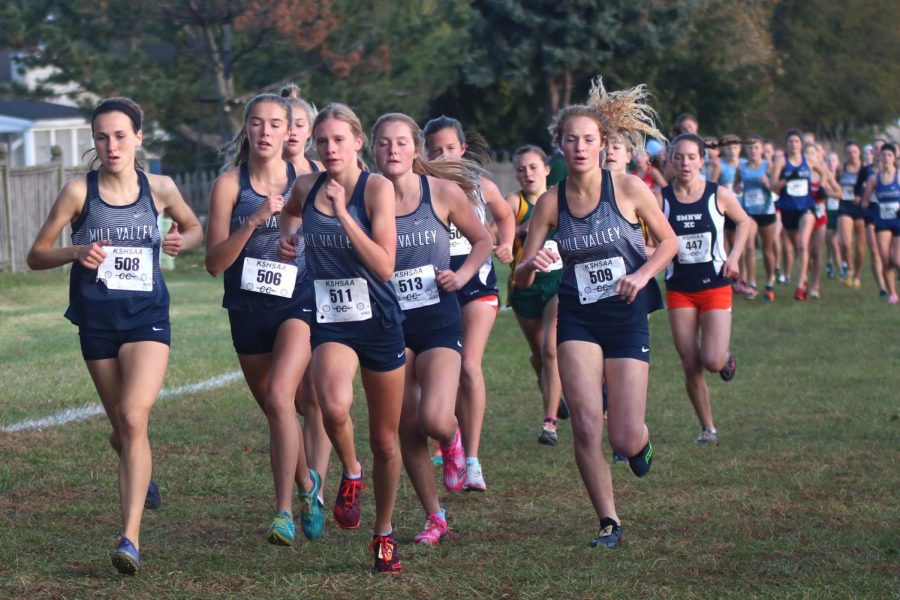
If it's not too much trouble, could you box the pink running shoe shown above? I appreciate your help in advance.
[888,294,899,305]
[440,428,467,491]
[413,513,449,545]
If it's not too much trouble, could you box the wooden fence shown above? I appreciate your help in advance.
[0,151,517,273]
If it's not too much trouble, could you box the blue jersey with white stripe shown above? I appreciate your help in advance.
[393,176,460,331]
[663,181,730,292]
[222,161,303,312]
[553,170,662,322]
[66,170,169,329]
[778,156,815,211]
[302,172,403,332]
[873,170,900,229]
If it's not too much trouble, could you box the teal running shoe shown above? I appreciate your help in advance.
[111,535,140,575]
[299,469,324,540]
[267,510,295,546]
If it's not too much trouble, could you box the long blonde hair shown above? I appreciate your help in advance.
[371,113,483,204]
[221,94,292,167]
[549,76,665,154]
[313,103,368,170]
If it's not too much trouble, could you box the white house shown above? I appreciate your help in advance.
[0,97,92,168]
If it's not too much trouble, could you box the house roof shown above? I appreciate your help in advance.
[0,97,86,121]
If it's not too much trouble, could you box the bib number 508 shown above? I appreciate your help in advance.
[114,256,140,271]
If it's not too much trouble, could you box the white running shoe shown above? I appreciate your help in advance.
[463,460,486,492]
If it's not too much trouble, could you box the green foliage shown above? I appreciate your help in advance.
[770,0,900,139]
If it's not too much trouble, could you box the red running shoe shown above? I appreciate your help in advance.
[793,286,808,301]
[333,472,365,530]
[370,533,402,574]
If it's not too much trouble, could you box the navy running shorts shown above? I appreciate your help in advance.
[557,314,651,363]
[750,213,776,227]
[780,208,812,231]
[228,298,312,355]
[312,321,406,372]
[404,323,463,356]
[837,200,864,220]
[79,319,171,361]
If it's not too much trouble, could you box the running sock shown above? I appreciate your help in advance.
[437,508,446,522]
[375,528,393,537]
[466,457,480,467]
[628,441,653,478]
[544,416,557,424]
[344,471,362,480]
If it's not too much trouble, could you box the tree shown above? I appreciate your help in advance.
[463,0,691,119]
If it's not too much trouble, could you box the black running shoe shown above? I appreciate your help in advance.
[720,352,736,382]
[589,518,623,549]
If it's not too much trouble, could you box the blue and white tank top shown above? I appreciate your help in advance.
[778,156,814,211]
[740,159,774,215]
[222,161,302,312]
[448,187,496,290]
[554,170,662,322]
[874,170,900,228]
[302,172,403,332]
[663,181,730,292]
[839,166,859,205]
[393,175,460,331]
[66,170,169,329]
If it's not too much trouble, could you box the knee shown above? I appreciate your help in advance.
[608,425,645,457]
[460,360,482,387]
[418,405,454,441]
[541,342,557,364]
[700,351,725,373]
[317,397,349,429]
[570,414,602,446]
[118,408,149,440]
[369,432,399,463]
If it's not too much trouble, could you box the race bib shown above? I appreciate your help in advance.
[449,224,472,257]
[677,232,713,264]
[543,240,563,271]
[841,185,855,202]
[240,257,297,297]
[814,202,826,219]
[391,265,439,311]
[826,197,840,211]
[743,188,765,208]
[314,278,371,323]
[97,247,153,292]
[879,201,899,221]
[574,256,626,304]
[786,179,809,197]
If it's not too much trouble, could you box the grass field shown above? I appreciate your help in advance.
[1,252,898,599]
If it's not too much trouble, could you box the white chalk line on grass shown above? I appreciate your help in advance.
[1,370,243,433]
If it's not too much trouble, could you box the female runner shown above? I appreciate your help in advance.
[505,145,566,444]
[27,97,202,574]
[206,94,323,546]
[860,140,888,297]
[770,130,832,300]
[739,136,777,301]
[863,143,900,304]
[515,78,677,548]
[280,103,405,573]
[663,134,751,445]
[423,117,515,492]
[279,84,332,507]
[804,143,841,298]
[372,112,492,543]
[837,141,866,288]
